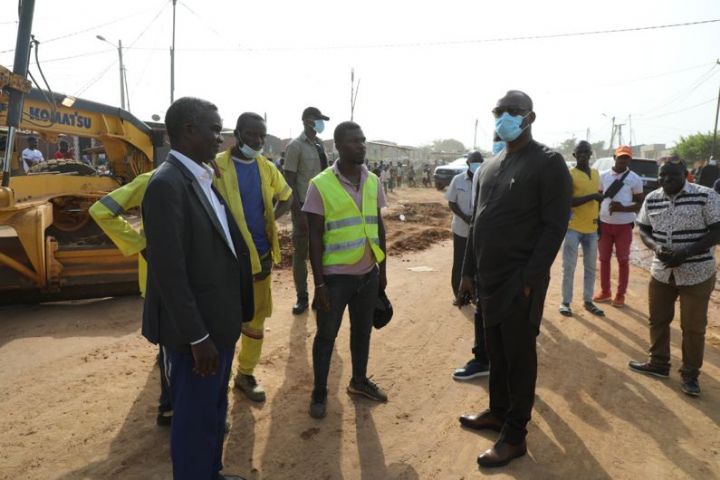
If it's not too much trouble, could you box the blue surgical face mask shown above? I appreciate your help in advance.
[494,112,529,142]
[469,162,482,173]
[492,141,507,155]
[313,119,325,134]
[240,143,263,159]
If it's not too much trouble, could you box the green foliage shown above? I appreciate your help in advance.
[674,132,715,163]
[430,138,465,152]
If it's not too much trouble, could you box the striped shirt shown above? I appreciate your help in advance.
[637,182,720,286]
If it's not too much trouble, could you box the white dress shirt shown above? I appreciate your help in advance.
[170,149,236,257]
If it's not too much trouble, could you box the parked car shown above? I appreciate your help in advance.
[433,157,467,190]
[592,156,659,195]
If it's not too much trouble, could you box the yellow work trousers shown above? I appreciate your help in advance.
[237,274,273,375]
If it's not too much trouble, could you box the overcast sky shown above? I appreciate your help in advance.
[1,0,719,152]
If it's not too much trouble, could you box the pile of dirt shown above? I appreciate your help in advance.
[387,226,452,254]
[274,201,452,267]
[385,202,450,227]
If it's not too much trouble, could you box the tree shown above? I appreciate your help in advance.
[430,138,465,152]
[674,132,714,163]
[591,140,607,158]
[555,138,609,159]
[555,137,578,158]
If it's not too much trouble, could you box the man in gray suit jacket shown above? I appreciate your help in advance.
[142,97,253,480]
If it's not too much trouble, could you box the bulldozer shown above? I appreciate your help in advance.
[0,69,165,303]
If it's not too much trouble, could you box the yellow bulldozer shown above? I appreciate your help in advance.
[0,66,165,303]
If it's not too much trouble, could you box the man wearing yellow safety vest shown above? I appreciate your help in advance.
[303,121,388,419]
[213,112,293,402]
[89,170,174,427]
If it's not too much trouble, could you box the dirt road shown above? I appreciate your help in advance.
[1,188,719,479]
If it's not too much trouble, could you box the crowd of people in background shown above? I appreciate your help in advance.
[371,160,433,193]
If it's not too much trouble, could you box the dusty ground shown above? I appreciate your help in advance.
[1,187,719,480]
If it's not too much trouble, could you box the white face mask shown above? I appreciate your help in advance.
[240,143,263,159]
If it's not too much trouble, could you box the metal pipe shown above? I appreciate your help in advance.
[2,0,36,187]
[170,0,177,104]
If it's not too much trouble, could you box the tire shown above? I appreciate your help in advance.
[29,159,96,176]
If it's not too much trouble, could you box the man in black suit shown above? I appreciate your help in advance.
[142,97,254,480]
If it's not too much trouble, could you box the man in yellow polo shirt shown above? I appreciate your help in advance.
[560,141,605,317]
[213,112,293,402]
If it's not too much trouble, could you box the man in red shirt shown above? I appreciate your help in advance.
[54,140,73,159]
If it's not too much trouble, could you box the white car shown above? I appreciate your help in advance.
[433,157,468,190]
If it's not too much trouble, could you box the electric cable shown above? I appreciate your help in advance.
[124,17,720,53]
[0,0,170,54]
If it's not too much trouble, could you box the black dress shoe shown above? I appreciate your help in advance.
[156,410,172,426]
[292,297,309,315]
[477,439,527,468]
[628,360,669,378]
[459,409,504,432]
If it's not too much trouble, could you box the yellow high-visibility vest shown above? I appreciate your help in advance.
[89,171,152,296]
[311,168,385,266]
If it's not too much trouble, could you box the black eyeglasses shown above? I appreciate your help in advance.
[492,107,529,118]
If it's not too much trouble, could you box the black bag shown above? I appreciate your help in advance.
[313,141,328,170]
[373,291,393,329]
[602,170,630,199]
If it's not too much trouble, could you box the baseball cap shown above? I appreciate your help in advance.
[301,107,329,121]
[614,145,633,158]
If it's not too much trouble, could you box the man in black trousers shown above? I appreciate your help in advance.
[142,97,254,480]
[458,91,571,468]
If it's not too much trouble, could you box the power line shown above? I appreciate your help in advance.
[128,1,169,48]
[178,1,234,45]
[125,17,720,53]
[30,48,114,64]
[74,60,117,97]
[636,66,718,116]
[639,97,716,121]
[0,0,170,54]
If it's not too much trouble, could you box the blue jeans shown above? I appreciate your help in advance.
[561,229,598,305]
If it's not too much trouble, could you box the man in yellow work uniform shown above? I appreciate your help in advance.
[213,112,292,402]
[89,170,173,426]
[304,120,388,419]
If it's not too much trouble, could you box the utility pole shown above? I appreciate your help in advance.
[350,68,360,121]
[2,0,35,187]
[608,116,616,151]
[711,77,720,161]
[473,119,478,150]
[96,35,127,110]
[628,114,633,146]
[586,127,590,141]
[118,39,125,110]
[170,0,177,104]
[616,123,625,146]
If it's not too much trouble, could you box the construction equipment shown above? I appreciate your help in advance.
[0,72,165,303]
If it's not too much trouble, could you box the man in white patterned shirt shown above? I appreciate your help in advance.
[629,156,720,397]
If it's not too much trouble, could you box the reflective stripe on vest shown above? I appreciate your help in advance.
[311,168,385,266]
